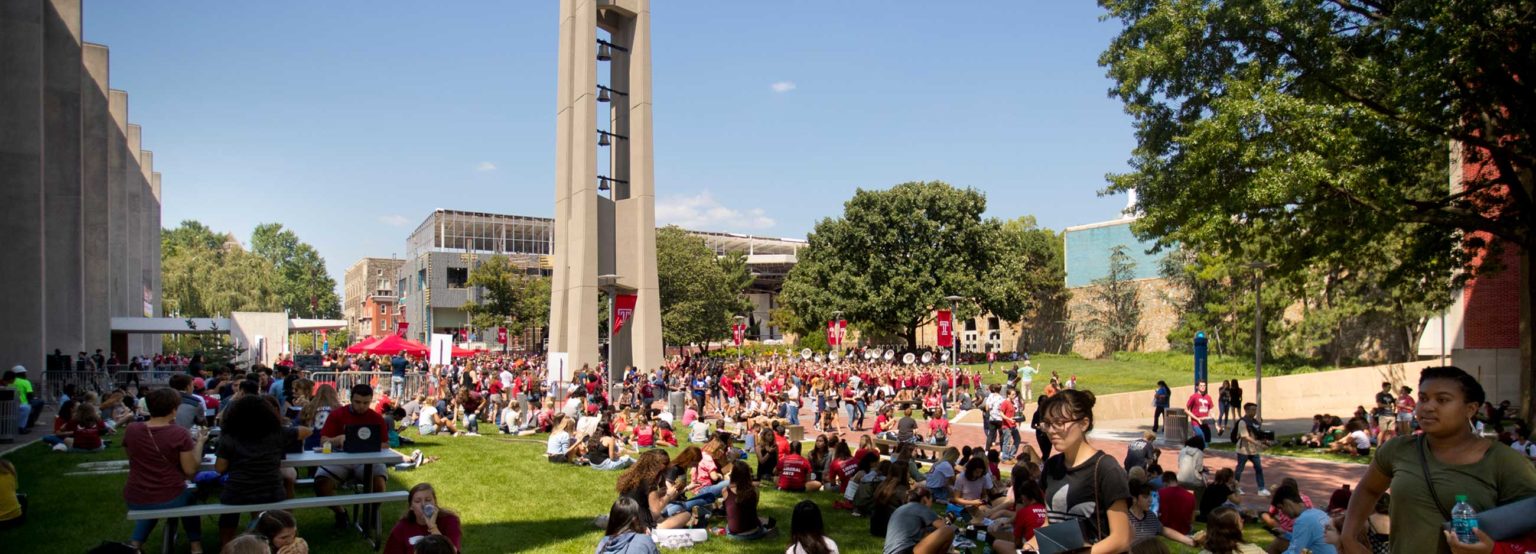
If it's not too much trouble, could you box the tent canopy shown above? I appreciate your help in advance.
[356,335,428,356]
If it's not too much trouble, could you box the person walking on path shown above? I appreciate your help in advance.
[1152,381,1170,433]
[1186,381,1215,443]
[1233,403,1270,496]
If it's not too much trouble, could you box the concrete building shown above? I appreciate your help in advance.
[1061,216,1180,358]
[391,209,804,352]
[0,0,165,382]
[343,258,405,340]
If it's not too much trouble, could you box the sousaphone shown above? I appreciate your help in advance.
[882,349,895,362]
[800,348,813,360]
[921,351,934,364]
[902,352,916,365]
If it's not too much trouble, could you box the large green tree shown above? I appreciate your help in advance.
[462,255,551,339]
[1099,0,1533,415]
[779,182,1062,348]
[251,223,340,318]
[161,220,283,318]
[656,226,753,351]
[1079,245,1144,356]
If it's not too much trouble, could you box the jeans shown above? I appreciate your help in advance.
[1218,400,1231,428]
[591,455,635,471]
[1235,453,1266,490]
[390,375,405,399]
[17,403,32,432]
[855,401,866,429]
[783,402,800,426]
[664,481,728,516]
[465,415,478,433]
[129,489,202,543]
[1000,427,1020,460]
[983,419,998,450]
[845,404,858,429]
[1152,406,1166,432]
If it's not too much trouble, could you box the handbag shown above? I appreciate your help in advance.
[1418,435,1536,542]
[1038,452,1110,551]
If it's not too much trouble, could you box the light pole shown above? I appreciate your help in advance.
[831,310,844,359]
[944,295,964,368]
[1246,261,1274,420]
[597,274,620,377]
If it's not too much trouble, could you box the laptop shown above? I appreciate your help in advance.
[343,424,383,453]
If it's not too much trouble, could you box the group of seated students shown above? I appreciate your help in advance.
[108,366,463,554]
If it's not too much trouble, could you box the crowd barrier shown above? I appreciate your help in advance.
[307,371,431,404]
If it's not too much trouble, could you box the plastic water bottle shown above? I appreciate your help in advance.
[1451,494,1479,544]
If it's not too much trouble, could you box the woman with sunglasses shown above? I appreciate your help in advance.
[1037,389,1132,553]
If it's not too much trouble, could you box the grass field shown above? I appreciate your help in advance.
[959,352,1318,397]
[1206,433,1371,465]
[4,426,1281,554]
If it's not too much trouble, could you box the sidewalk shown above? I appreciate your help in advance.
[0,404,57,457]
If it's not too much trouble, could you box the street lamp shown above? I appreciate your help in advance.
[944,295,964,367]
[1246,261,1275,420]
[597,273,620,367]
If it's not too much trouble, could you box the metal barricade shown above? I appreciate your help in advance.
[307,371,430,404]
[41,370,115,402]
[0,387,18,443]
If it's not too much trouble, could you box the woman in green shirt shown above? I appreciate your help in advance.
[1341,366,1536,554]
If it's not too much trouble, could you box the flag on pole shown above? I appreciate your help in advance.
[612,294,638,335]
[936,310,953,348]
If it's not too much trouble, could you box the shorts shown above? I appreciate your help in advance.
[1396,413,1414,425]
[420,424,439,435]
[318,463,388,484]
[1377,416,1396,431]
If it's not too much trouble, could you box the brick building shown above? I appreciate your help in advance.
[342,257,404,340]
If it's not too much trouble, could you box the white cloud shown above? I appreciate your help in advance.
[378,214,411,227]
[770,81,797,93]
[657,191,775,231]
[476,161,497,171]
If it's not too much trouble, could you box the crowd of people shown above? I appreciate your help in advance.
[8,341,1536,553]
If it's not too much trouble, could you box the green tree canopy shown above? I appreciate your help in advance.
[779,182,1064,348]
[162,220,282,318]
[462,255,551,338]
[656,226,753,351]
[1099,0,1532,413]
[251,223,340,318]
[1079,245,1143,356]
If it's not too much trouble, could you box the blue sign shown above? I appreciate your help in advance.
[1193,332,1208,385]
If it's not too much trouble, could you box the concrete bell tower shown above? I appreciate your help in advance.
[548,0,663,386]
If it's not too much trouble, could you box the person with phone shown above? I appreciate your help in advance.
[383,483,461,554]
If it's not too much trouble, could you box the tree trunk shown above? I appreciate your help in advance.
[902,325,918,351]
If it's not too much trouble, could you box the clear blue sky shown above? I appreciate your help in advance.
[84,1,1137,290]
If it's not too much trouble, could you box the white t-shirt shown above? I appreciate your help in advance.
[1349,429,1372,450]
[1510,439,1536,459]
[499,370,514,389]
[786,537,840,554]
[417,405,439,434]
[985,393,1004,421]
[689,421,709,443]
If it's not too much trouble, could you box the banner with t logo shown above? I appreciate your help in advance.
[936,310,953,348]
[496,327,508,345]
[612,294,638,335]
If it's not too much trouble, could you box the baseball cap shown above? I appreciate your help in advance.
[11,365,26,373]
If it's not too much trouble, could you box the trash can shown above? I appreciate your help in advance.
[1161,407,1189,447]
[0,387,18,443]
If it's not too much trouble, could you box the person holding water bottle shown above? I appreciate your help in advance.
[1341,366,1536,554]
[383,483,462,554]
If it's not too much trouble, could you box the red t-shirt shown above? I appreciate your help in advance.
[65,420,107,450]
[777,454,812,490]
[853,448,879,466]
[774,434,790,458]
[321,405,388,449]
[1000,399,1017,428]
[382,512,462,554]
[123,422,194,505]
[1186,393,1214,419]
[1157,485,1197,534]
[1013,502,1047,543]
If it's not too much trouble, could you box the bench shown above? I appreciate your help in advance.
[872,438,950,459]
[127,491,409,553]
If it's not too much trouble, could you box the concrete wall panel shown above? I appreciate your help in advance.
[0,0,48,375]
[43,0,84,356]
[82,42,110,353]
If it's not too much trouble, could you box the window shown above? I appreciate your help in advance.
[446,267,469,289]
[964,319,977,332]
[379,304,388,315]
[988,317,1000,330]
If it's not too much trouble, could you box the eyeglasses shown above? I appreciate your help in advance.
[1041,418,1085,430]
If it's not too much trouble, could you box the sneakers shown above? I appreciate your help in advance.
[412,450,425,468]
[1258,489,1272,497]
[52,443,67,452]
[332,510,350,529]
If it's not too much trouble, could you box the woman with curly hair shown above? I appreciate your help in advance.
[614,450,692,529]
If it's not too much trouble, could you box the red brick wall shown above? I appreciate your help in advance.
[1459,148,1524,350]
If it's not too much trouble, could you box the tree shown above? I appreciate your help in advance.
[162,221,282,318]
[779,181,1050,348]
[1078,246,1143,356]
[1098,1,1532,415]
[656,226,753,351]
[252,223,340,318]
[462,255,550,339]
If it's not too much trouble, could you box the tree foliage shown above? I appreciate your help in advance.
[779,182,1066,348]
[462,255,551,338]
[1098,1,1521,380]
[656,226,753,350]
[251,223,340,318]
[1078,246,1144,355]
[162,220,283,318]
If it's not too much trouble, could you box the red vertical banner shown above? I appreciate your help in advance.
[612,294,638,335]
[396,322,409,338]
[837,320,848,347]
[733,323,746,346]
[936,310,953,348]
[826,320,838,346]
[496,327,508,344]
[459,328,469,342]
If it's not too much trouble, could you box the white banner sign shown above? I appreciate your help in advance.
[429,334,453,366]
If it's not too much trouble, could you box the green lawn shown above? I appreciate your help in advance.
[960,352,1300,397]
[1207,433,1371,465]
[3,428,1278,553]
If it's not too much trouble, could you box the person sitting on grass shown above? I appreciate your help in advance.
[882,487,958,554]
[597,497,660,554]
[1197,506,1264,554]
[546,417,581,463]
[950,456,997,515]
[922,447,960,503]
[1200,468,1240,522]
[723,461,777,539]
[383,483,462,554]
[787,499,838,554]
[0,459,25,531]
[777,441,821,492]
[756,427,780,482]
[124,388,211,554]
[415,393,459,437]
[1127,479,1196,547]
[835,453,877,511]
[1328,419,1373,457]
[869,461,914,537]
[988,477,1047,554]
[586,424,637,471]
[614,450,693,530]
[44,401,109,452]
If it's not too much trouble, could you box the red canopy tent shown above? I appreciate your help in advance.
[356,335,428,356]
[450,346,478,358]
[345,336,382,354]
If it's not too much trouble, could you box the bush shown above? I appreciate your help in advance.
[1110,351,1333,377]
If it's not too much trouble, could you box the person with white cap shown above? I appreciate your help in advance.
[1,367,38,434]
